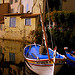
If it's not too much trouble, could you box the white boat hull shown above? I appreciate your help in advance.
[26,62,63,75]
[24,44,66,75]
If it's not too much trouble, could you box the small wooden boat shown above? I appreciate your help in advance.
[24,4,66,75]
[65,49,75,67]
[24,44,66,75]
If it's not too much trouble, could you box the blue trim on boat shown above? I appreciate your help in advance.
[66,51,75,61]
[24,44,64,60]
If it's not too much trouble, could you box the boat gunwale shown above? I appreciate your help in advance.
[24,57,66,62]
[23,44,66,62]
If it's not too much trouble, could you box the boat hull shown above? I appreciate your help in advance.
[25,61,63,75]
[24,58,66,75]
[24,44,66,75]
[65,51,75,68]
[66,59,75,67]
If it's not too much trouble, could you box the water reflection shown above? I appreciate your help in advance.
[0,39,25,75]
[0,39,25,62]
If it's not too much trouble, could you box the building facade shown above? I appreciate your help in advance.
[0,0,75,41]
[0,0,75,13]
[9,0,44,13]
[4,13,40,42]
[62,0,75,11]
[0,3,10,39]
[0,3,10,20]
[0,0,9,4]
[0,0,44,13]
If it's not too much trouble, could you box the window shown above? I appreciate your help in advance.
[25,18,31,25]
[10,17,16,27]
[0,25,2,30]
[10,0,13,4]
[15,0,18,2]
[26,4,29,12]
[9,53,15,62]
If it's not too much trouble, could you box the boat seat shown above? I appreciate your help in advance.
[28,52,37,59]
[31,53,37,59]
[28,54,33,59]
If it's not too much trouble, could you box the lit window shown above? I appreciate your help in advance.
[10,17,16,27]
[25,18,31,25]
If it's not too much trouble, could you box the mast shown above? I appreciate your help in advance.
[47,0,54,49]
[46,1,56,74]
[39,4,50,61]
[53,46,57,75]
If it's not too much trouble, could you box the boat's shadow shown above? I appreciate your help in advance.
[56,64,75,75]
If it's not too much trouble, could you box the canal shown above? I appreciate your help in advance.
[0,39,75,75]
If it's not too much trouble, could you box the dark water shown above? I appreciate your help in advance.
[0,39,75,75]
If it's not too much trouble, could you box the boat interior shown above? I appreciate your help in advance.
[24,44,64,59]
